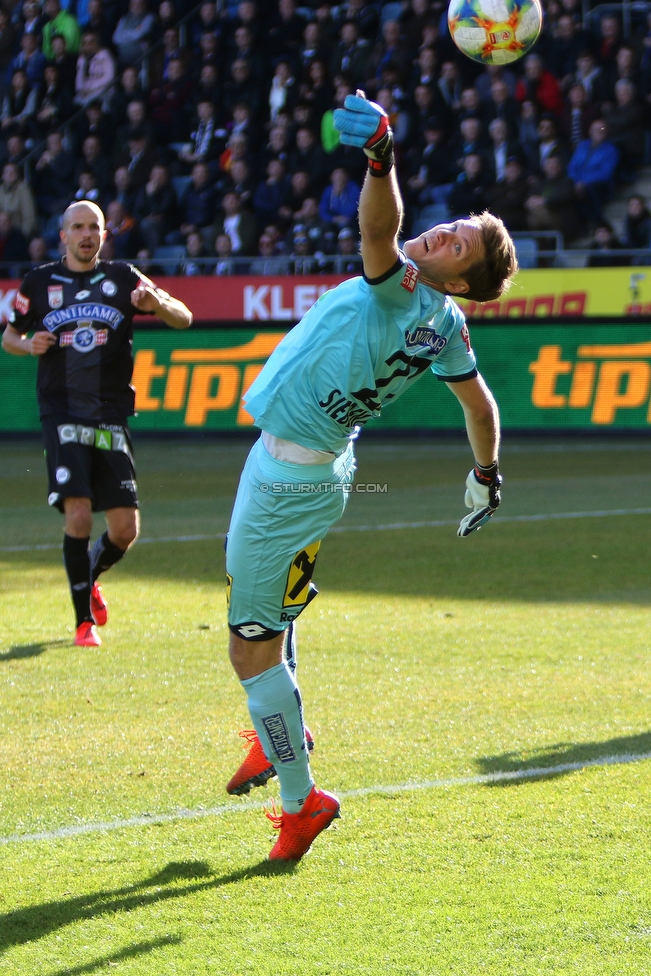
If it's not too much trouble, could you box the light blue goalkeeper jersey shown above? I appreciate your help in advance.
[244,255,477,455]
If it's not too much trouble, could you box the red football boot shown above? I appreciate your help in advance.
[90,582,108,627]
[226,727,314,796]
[74,621,101,647]
[266,786,341,861]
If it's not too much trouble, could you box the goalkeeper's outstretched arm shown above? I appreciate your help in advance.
[333,89,402,280]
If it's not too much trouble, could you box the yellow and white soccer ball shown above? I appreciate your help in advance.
[448,0,543,64]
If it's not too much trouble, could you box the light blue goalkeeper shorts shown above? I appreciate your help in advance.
[226,436,356,640]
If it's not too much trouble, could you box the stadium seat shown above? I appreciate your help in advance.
[513,237,538,269]
[171,176,192,205]
[153,245,186,274]
[411,203,450,237]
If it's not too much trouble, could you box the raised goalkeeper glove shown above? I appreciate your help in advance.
[333,92,395,177]
[457,461,502,538]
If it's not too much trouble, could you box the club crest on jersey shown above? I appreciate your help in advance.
[100,279,117,296]
[48,285,63,309]
[59,326,108,352]
[400,263,419,292]
[404,325,448,355]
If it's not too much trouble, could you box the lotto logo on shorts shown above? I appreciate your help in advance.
[400,264,419,292]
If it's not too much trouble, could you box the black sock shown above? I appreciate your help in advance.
[90,531,126,581]
[63,534,92,626]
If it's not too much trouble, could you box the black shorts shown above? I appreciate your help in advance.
[42,416,139,514]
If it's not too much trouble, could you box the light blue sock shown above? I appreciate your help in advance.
[241,662,313,813]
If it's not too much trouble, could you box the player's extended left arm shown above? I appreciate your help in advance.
[446,374,502,537]
[131,278,193,329]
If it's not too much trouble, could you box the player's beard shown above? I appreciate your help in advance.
[70,240,101,266]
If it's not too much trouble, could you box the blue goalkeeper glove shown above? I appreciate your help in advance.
[333,92,394,177]
[457,461,502,538]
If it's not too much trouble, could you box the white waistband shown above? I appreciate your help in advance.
[262,431,335,465]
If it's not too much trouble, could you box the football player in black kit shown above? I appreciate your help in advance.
[1,201,193,646]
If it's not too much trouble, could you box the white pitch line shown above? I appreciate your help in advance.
[2,750,650,847]
[1,507,651,554]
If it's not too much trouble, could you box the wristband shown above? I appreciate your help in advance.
[474,461,499,485]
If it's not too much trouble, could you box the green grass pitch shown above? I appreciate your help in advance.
[1,435,651,975]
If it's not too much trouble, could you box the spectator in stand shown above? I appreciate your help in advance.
[289,227,321,275]
[112,0,155,69]
[180,230,211,275]
[319,165,360,232]
[19,0,45,41]
[192,63,221,110]
[409,45,438,93]
[33,128,76,215]
[133,162,177,252]
[260,124,292,171]
[34,63,74,135]
[570,50,609,106]
[48,33,80,98]
[114,126,159,192]
[590,14,621,86]
[177,100,227,177]
[69,168,104,209]
[249,228,289,274]
[333,224,359,273]
[289,195,335,254]
[457,85,488,127]
[267,0,306,65]
[375,84,409,147]
[448,152,490,220]
[621,194,651,250]
[450,116,488,173]
[2,132,28,170]
[0,163,36,238]
[475,63,517,102]
[78,0,115,50]
[223,58,262,122]
[0,209,29,272]
[567,118,619,224]
[170,160,217,241]
[212,188,258,256]
[288,126,328,191]
[149,57,193,143]
[365,19,412,96]
[214,231,234,275]
[41,0,80,61]
[587,220,630,266]
[602,80,646,181]
[485,154,529,231]
[195,30,220,78]
[407,82,450,150]
[405,116,455,209]
[150,26,191,85]
[559,82,600,153]
[546,13,587,88]
[105,198,141,257]
[107,64,144,127]
[525,151,581,242]
[75,132,112,195]
[0,10,17,99]
[1,70,38,136]
[515,53,564,116]
[532,114,568,174]
[299,59,334,123]
[485,118,522,184]
[111,164,135,213]
[9,31,47,90]
[217,156,255,208]
[28,234,49,266]
[74,30,115,107]
[253,156,292,229]
[278,169,312,223]
[329,19,370,88]
[75,97,113,153]
[484,78,521,133]
[191,0,221,50]
[269,59,298,123]
[298,20,329,73]
[437,60,463,116]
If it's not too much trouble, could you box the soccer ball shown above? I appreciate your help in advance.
[447,0,543,64]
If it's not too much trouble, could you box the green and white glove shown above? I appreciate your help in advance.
[457,461,502,537]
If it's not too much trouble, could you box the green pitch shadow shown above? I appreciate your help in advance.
[0,858,296,955]
[0,639,69,661]
[43,936,182,976]
[475,731,651,785]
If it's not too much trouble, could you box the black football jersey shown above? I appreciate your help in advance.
[10,259,146,422]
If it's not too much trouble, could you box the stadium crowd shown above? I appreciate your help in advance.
[0,0,650,273]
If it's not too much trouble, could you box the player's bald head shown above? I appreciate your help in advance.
[62,201,105,231]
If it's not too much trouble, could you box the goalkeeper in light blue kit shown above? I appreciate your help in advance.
[224,91,518,861]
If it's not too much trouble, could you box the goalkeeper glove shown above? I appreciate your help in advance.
[457,461,502,538]
[333,93,395,177]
